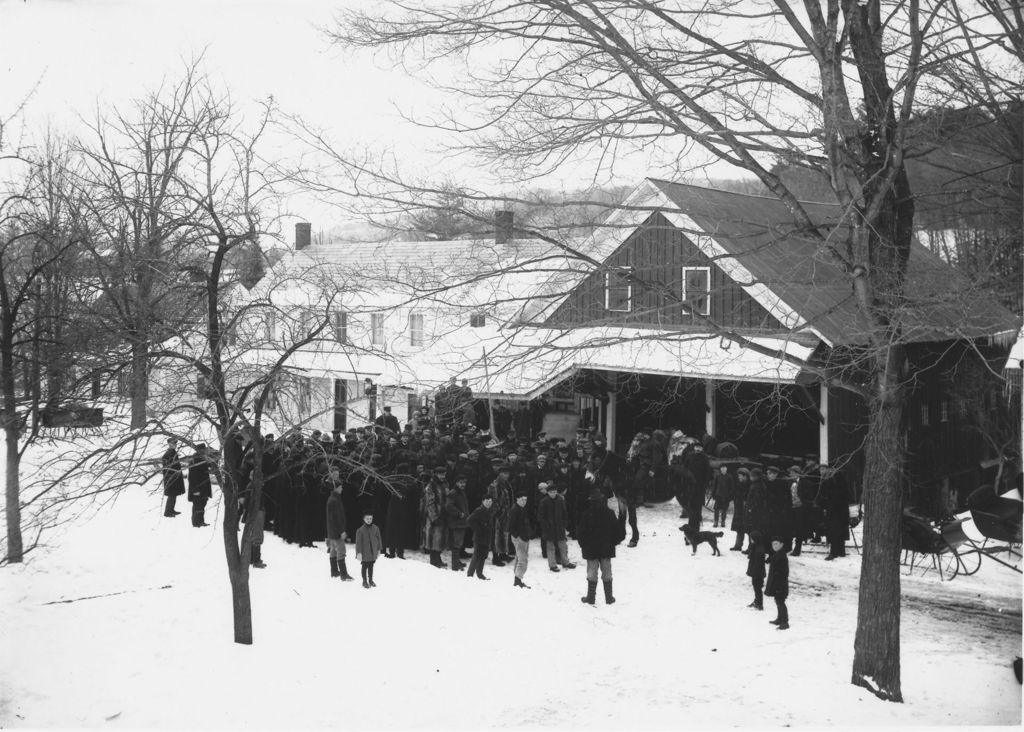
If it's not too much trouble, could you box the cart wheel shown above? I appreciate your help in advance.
[953,541,982,576]
[934,549,960,581]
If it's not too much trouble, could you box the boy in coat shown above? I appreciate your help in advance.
[466,495,494,580]
[355,512,383,588]
[745,530,766,610]
[538,482,577,571]
[765,536,790,629]
[507,490,531,588]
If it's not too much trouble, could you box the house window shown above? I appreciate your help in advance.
[409,312,425,346]
[333,311,348,344]
[470,312,486,328]
[370,313,385,346]
[604,268,632,312]
[920,403,930,427]
[682,266,710,317]
[939,399,950,423]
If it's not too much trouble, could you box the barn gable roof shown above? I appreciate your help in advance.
[521,179,1018,346]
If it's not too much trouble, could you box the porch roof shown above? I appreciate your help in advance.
[384,327,815,399]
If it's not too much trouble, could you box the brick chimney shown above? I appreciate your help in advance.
[295,222,312,251]
[494,210,513,244]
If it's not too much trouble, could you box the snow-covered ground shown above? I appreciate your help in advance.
[1,475,1021,729]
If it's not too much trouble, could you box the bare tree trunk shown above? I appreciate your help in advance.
[852,346,906,702]
[4,427,22,563]
[130,340,149,429]
[220,461,254,645]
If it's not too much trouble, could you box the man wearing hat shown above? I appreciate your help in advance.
[744,467,769,547]
[487,463,514,566]
[508,490,532,588]
[161,437,185,517]
[792,455,822,556]
[445,474,471,570]
[466,495,494,580]
[764,465,794,551]
[730,467,751,551]
[187,443,213,528]
[375,405,401,437]
[422,465,449,568]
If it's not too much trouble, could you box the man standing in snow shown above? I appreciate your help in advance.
[508,490,531,588]
[576,489,626,605]
[466,495,494,580]
[538,482,576,572]
[326,473,354,581]
[187,444,213,528]
[162,437,185,517]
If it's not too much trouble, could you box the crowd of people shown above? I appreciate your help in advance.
[160,408,858,617]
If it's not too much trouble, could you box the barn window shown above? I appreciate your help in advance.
[939,399,950,423]
[604,268,632,312]
[682,266,710,317]
[470,312,486,328]
[920,403,931,427]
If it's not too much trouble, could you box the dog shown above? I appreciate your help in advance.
[679,525,724,556]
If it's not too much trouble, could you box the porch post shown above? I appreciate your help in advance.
[605,373,617,449]
[819,382,829,464]
[705,379,716,436]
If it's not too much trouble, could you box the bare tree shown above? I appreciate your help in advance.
[74,61,216,429]
[318,0,1021,702]
[0,135,93,564]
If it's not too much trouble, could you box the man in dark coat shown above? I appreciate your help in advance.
[375,405,401,437]
[537,482,576,571]
[819,465,852,560]
[791,456,822,556]
[730,467,751,551]
[161,437,185,517]
[466,495,494,580]
[384,463,415,559]
[744,468,769,547]
[326,474,355,581]
[628,429,668,547]
[187,444,213,528]
[682,443,713,529]
[576,490,626,605]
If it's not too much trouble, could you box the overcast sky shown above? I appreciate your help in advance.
[1,0,733,232]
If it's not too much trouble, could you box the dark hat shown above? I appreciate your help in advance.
[454,473,469,483]
[496,463,512,474]
[766,465,781,473]
[769,535,784,544]
[432,465,447,473]
[750,467,764,479]
[514,489,529,499]
[383,406,392,411]
[736,467,751,477]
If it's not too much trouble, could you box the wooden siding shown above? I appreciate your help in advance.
[547,212,786,331]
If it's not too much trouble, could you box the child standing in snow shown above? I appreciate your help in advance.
[765,536,790,629]
[745,530,766,610]
[355,512,383,589]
